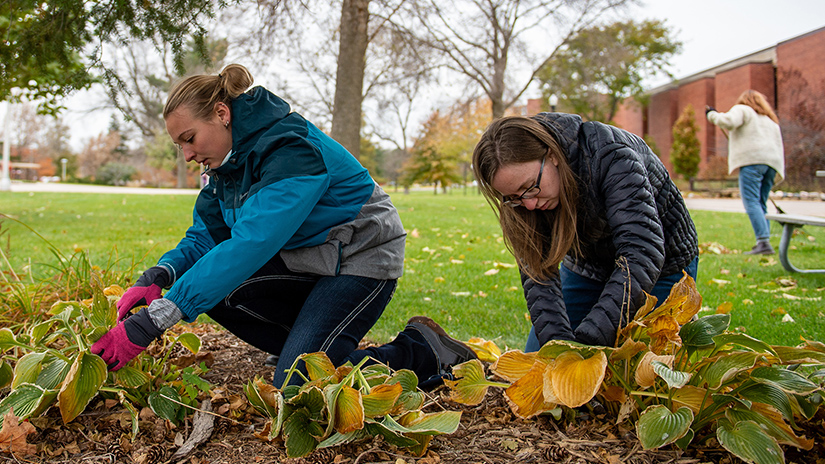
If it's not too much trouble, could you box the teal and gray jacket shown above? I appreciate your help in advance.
[155,87,406,323]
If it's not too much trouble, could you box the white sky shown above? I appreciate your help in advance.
[7,1,825,151]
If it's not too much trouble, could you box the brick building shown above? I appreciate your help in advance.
[611,26,825,183]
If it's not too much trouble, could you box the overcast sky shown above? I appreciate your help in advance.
[634,0,825,86]
[8,2,825,151]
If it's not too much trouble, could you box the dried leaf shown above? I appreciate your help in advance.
[634,351,675,389]
[549,350,607,408]
[503,362,556,419]
[0,410,36,455]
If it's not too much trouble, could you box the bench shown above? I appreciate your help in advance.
[765,213,825,274]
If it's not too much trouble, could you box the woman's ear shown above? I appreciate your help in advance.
[215,102,230,125]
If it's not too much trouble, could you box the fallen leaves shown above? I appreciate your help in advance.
[0,410,36,455]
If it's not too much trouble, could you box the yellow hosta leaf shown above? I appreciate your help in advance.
[333,384,364,434]
[466,337,502,362]
[103,285,125,297]
[610,338,648,362]
[643,273,702,324]
[491,351,538,382]
[362,383,402,417]
[634,351,675,389]
[648,315,682,353]
[671,385,709,414]
[299,352,336,381]
[445,359,508,406]
[633,292,659,321]
[503,362,556,419]
[549,350,607,408]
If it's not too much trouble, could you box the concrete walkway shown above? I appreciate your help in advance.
[5,181,825,216]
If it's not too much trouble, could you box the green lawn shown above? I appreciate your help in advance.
[1,189,823,349]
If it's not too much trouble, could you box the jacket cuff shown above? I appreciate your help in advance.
[146,298,184,331]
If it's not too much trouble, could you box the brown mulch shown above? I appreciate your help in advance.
[9,329,825,464]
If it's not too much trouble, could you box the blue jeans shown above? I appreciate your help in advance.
[208,254,402,387]
[739,164,776,241]
[525,257,699,351]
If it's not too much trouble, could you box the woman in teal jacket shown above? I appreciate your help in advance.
[92,64,474,387]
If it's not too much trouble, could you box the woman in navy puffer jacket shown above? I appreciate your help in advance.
[473,114,699,349]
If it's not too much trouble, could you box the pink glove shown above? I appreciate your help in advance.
[117,266,170,321]
[92,310,163,371]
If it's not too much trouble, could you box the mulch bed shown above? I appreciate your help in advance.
[8,328,825,464]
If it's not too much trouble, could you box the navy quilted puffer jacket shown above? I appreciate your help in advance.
[523,113,698,347]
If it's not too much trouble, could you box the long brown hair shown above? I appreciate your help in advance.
[472,116,580,281]
[736,89,779,123]
[163,63,254,120]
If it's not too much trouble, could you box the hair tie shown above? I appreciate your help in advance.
[218,73,223,79]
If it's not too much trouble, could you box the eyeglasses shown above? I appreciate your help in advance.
[502,155,546,207]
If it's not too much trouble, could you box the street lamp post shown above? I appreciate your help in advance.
[61,158,68,182]
[548,94,559,113]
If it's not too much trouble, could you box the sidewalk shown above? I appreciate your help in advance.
[5,181,825,216]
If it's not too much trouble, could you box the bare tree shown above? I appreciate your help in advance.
[410,0,634,119]
[229,0,435,159]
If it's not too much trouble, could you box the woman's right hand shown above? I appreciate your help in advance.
[117,266,170,321]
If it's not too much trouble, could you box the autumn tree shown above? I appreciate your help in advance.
[537,19,681,123]
[403,98,491,193]
[671,105,701,190]
[1,0,229,113]
[777,67,825,190]
[409,0,633,120]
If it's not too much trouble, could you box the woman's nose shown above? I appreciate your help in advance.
[183,148,196,162]
[522,197,540,210]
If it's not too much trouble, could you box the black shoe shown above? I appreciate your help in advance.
[744,241,775,255]
[405,316,477,378]
[264,354,279,367]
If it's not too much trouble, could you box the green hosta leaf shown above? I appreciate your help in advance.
[148,386,182,423]
[114,366,151,389]
[88,289,115,329]
[87,326,109,344]
[651,360,691,389]
[792,393,821,421]
[771,346,825,364]
[751,366,818,395]
[700,352,760,389]
[675,428,695,450]
[289,386,326,421]
[244,378,281,419]
[317,429,369,449]
[387,370,424,412]
[712,393,752,410]
[12,352,47,389]
[636,405,693,449]
[37,357,71,390]
[739,383,795,426]
[716,419,785,464]
[47,301,83,318]
[29,321,56,345]
[727,407,813,450]
[680,314,730,347]
[713,334,777,356]
[119,395,140,439]
[0,328,27,352]
[283,408,323,458]
[175,332,201,354]
[181,370,211,393]
[0,361,13,389]
[399,410,462,435]
[363,416,419,447]
[57,352,107,424]
[0,384,59,427]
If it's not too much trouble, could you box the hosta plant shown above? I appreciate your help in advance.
[244,352,462,458]
[0,279,208,436]
[448,274,825,464]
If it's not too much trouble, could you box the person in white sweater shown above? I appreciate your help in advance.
[706,89,785,255]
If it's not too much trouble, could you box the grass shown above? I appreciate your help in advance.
[2,189,824,350]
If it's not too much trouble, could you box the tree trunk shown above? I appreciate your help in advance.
[330,0,369,159]
[177,151,187,188]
